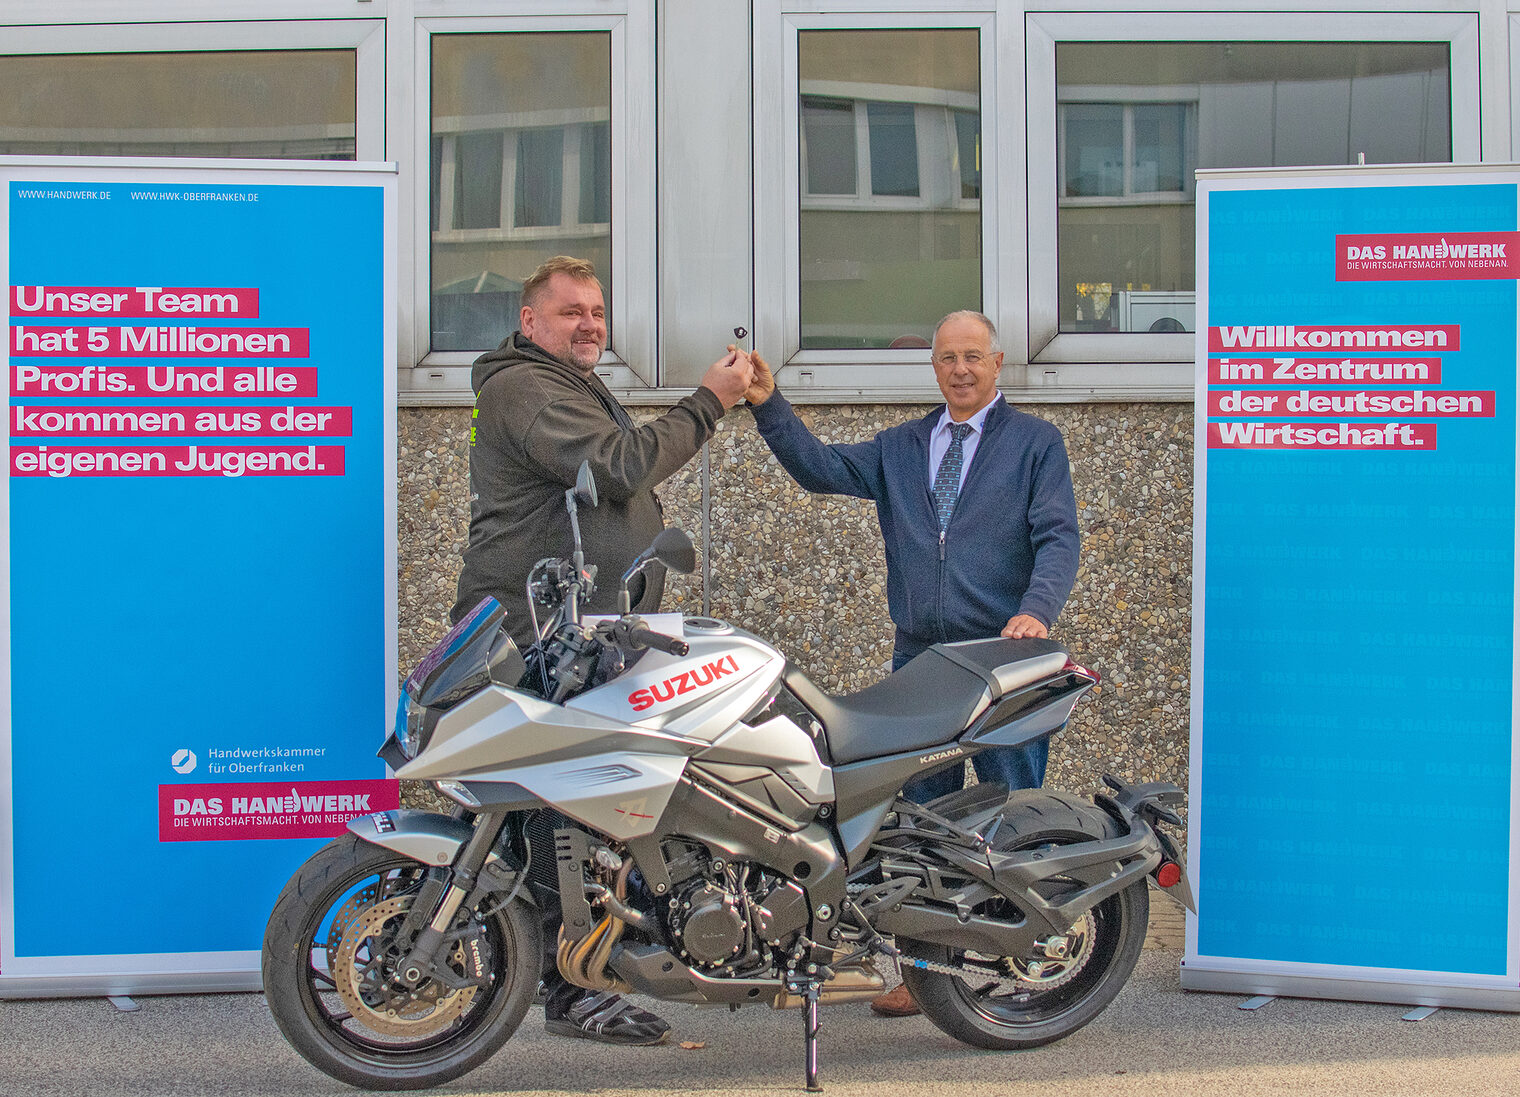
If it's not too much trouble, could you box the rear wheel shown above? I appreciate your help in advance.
[261,832,540,1090]
[901,790,1149,1050]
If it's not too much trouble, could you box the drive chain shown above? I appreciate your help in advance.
[900,953,1018,988]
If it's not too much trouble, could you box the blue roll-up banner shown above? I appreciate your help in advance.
[1189,165,1520,1009]
[0,159,397,996]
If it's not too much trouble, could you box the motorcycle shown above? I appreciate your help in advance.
[262,461,1194,1092]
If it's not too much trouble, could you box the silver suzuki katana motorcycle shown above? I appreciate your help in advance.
[262,462,1195,1092]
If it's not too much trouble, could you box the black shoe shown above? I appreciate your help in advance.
[544,989,671,1046]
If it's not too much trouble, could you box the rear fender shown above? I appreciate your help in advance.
[1095,775,1196,913]
[981,829,1160,935]
[1154,825,1197,913]
[862,785,1159,942]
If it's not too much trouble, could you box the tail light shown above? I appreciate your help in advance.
[1062,658,1101,685]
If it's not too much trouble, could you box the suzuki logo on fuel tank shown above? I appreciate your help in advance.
[627,655,741,712]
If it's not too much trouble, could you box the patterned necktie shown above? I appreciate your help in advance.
[932,422,972,531]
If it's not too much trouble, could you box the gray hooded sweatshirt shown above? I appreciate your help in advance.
[451,332,723,646]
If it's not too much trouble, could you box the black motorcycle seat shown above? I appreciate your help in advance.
[783,638,1070,765]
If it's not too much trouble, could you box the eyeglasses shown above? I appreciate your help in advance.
[934,351,989,368]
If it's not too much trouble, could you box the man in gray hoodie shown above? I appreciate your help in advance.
[450,255,752,1046]
[453,255,752,645]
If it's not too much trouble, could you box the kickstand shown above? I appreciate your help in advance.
[801,976,823,1092]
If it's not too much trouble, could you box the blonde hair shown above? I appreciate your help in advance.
[521,256,602,310]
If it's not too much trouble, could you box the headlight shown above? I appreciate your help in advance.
[394,691,428,759]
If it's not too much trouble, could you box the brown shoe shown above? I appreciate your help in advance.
[870,983,920,1017]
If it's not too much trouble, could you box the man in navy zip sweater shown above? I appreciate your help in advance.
[746,310,1079,797]
[746,312,1078,1017]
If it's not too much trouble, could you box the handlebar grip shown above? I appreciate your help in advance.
[629,626,689,657]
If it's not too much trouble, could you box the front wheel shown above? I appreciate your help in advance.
[261,832,540,1090]
[901,790,1149,1051]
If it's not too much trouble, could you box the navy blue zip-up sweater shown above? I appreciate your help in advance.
[751,391,1079,649]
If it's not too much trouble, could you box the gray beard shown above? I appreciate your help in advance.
[556,348,603,375]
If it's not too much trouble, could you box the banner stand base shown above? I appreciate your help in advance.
[0,968,261,1000]
[1181,962,1520,1013]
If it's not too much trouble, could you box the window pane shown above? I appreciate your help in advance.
[1133,104,1187,193]
[802,96,857,195]
[430,135,444,232]
[866,102,919,197]
[953,109,980,200]
[0,50,355,158]
[1055,41,1451,334]
[1063,103,1123,197]
[514,128,564,228]
[579,122,611,225]
[454,132,503,229]
[798,29,980,350]
[430,32,611,353]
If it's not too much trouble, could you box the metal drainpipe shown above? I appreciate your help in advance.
[701,441,711,616]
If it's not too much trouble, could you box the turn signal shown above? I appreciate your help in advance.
[1155,861,1182,889]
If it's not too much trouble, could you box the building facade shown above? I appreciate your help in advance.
[3,0,1507,795]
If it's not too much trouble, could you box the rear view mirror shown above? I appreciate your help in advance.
[617,526,697,613]
[573,461,598,508]
[650,527,696,575]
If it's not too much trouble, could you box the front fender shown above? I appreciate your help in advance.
[348,809,476,867]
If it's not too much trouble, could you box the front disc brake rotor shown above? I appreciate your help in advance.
[1004,910,1097,993]
[326,881,382,972]
[333,894,479,1038]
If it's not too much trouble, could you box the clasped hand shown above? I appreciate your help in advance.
[700,344,777,409]
[700,346,756,408]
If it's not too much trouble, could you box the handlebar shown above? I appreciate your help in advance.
[628,625,689,657]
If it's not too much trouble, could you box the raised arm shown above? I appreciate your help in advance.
[747,351,888,501]
[500,352,746,501]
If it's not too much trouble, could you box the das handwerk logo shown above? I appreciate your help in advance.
[1337,231,1520,280]
[157,778,398,842]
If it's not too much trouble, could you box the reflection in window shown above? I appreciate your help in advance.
[1063,102,1191,199]
[1063,104,1124,197]
[867,102,919,197]
[579,123,611,225]
[514,128,565,228]
[454,132,505,229]
[1056,41,1451,334]
[1134,104,1188,193]
[802,97,857,195]
[954,110,980,200]
[798,29,980,350]
[431,33,611,352]
[0,50,356,159]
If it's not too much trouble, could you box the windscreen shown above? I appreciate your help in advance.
[405,596,506,706]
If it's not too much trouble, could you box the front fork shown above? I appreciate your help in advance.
[391,811,510,989]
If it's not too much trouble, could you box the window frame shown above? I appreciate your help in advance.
[0,18,384,159]
[754,4,1004,400]
[1026,11,1480,398]
[1509,13,1520,161]
[413,10,655,392]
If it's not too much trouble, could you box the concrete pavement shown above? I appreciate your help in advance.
[3,945,1518,1097]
